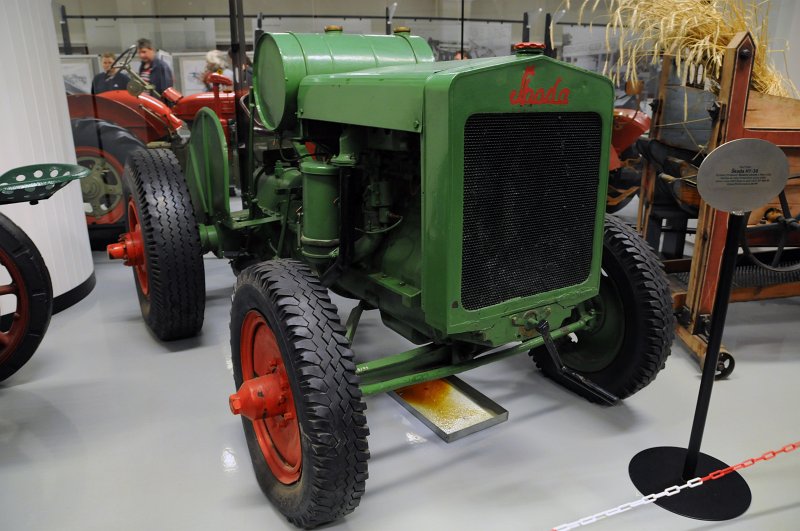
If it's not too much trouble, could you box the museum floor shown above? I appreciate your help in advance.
[1,245,798,530]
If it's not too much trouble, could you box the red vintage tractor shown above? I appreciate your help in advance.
[68,45,237,247]
[607,107,651,214]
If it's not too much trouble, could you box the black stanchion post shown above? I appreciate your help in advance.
[628,210,752,521]
[628,137,789,522]
[683,212,746,479]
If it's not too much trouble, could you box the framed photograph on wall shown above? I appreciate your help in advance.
[60,55,100,94]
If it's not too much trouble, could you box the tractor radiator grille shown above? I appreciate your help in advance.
[460,112,602,311]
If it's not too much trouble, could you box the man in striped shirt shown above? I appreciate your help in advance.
[137,38,173,97]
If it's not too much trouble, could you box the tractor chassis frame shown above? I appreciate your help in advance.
[352,307,596,396]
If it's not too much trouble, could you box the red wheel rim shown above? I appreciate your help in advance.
[0,247,30,366]
[127,199,149,297]
[240,310,301,484]
[76,146,126,225]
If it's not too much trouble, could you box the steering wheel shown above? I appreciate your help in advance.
[107,45,137,79]
[108,45,158,97]
[741,188,800,272]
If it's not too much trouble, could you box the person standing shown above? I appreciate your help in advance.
[91,52,130,94]
[136,38,173,95]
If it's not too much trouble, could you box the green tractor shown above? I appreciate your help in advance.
[108,29,674,528]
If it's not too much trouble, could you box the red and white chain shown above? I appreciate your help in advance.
[550,441,799,531]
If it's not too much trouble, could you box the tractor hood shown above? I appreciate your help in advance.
[297,54,613,132]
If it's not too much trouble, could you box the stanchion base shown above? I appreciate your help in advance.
[629,446,751,521]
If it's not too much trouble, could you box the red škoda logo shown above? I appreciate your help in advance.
[509,66,569,106]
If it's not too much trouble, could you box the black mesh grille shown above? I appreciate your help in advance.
[460,112,602,310]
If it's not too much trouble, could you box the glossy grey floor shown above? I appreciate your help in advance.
[1,252,798,531]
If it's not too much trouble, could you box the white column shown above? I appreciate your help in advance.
[0,0,94,304]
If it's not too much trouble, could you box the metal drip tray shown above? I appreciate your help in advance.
[390,376,508,442]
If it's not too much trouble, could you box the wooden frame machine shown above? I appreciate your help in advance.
[638,32,800,375]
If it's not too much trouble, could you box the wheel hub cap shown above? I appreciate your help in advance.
[107,199,149,295]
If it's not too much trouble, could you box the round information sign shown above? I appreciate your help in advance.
[696,138,789,213]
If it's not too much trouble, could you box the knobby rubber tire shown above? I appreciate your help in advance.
[72,118,144,249]
[531,215,674,402]
[231,259,369,529]
[0,214,52,382]
[123,149,205,340]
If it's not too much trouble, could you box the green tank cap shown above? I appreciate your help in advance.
[513,42,546,55]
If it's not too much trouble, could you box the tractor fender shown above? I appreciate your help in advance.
[67,91,182,144]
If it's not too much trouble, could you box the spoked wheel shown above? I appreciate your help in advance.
[107,149,205,341]
[72,119,144,249]
[77,147,125,226]
[531,216,674,402]
[0,214,52,382]
[229,260,369,529]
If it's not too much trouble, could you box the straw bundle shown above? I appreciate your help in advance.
[577,0,795,97]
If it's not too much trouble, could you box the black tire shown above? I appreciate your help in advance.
[531,215,674,401]
[123,149,205,340]
[72,118,145,250]
[231,259,369,529]
[0,214,53,382]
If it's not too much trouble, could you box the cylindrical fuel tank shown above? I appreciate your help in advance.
[253,29,434,132]
[300,160,340,263]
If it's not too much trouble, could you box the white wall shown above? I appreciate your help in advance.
[0,0,94,299]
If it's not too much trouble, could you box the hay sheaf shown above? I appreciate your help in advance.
[577,0,795,97]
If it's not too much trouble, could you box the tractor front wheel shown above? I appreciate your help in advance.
[109,149,205,341]
[531,215,674,401]
[229,259,369,528]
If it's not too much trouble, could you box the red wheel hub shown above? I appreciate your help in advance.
[230,310,301,484]
[107,199,148,295]
[0,247,30,366]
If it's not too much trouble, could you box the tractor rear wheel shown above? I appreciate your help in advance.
[0,214,53,382]
[72,118,144,249]
[229,259,369,529]
[116,149,205,341]
[531,215,673,402]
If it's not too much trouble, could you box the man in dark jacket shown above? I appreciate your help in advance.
[91,52,130,94]
[137,38,173,96]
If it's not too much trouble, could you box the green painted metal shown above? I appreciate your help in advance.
[253,30,434,132]
[294,54,613,345]
[184,30,618,389]
[184,108,230,226]
[298,58,494,132]
[300,160,340,262]
[357,312,596,395]
[0,164,89,204]
[419,55,613,343]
